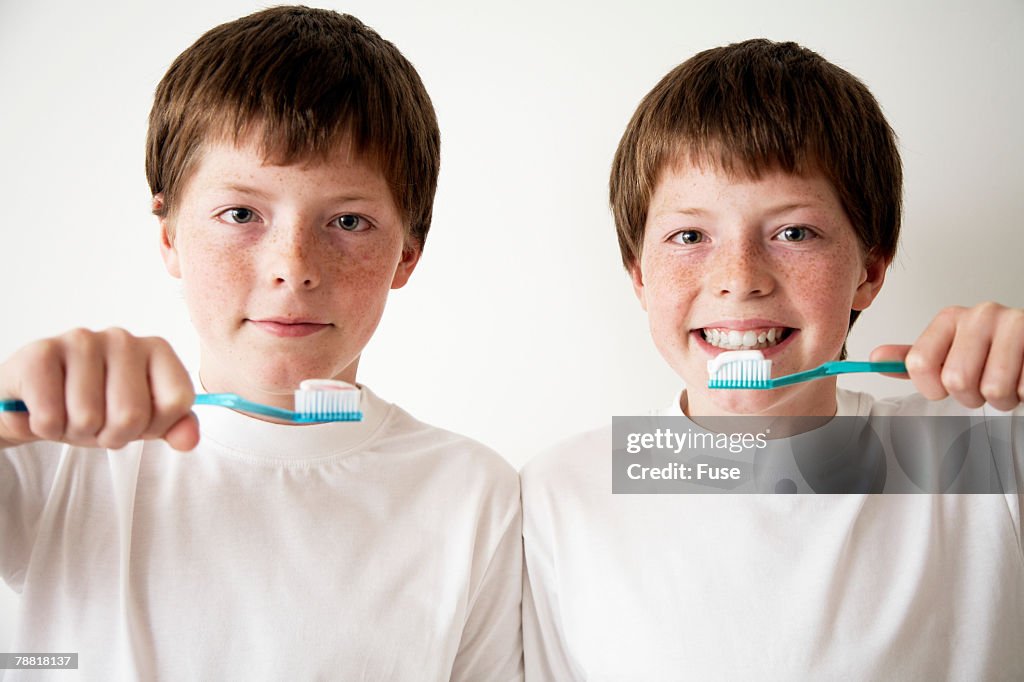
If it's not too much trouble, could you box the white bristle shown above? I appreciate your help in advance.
[293,379,362,420]
[707,350,772,388]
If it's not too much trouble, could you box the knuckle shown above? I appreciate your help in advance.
[979,381,1013,404]
[160,388,195,415]
[939,367,972,394]
[68,408,105,437]
[62,327,96,345]
[22,338,61,368]
[30,412,65,441]
[903,350,931,375]
[968,301,1003,324]
[937,306,966,323]
[106,406,151,435]
[101,327,135,350]
[144,335,173,352]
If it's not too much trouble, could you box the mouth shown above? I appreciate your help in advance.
[696,325,795,351]
[248,318,333,338]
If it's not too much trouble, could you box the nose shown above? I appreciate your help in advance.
[708,237,774,298]
[267,221,322,291]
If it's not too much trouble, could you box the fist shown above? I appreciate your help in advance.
[871,302,1024,411]
[0,328,199,451]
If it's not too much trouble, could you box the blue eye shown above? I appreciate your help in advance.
[671,229,704,245]
[778,226,813,242]
[334,214,366,232]
[223,208,257,224]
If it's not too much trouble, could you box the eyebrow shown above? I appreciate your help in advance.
[661,202,820,217]
[219,183,273,200]
[217,184,380,206]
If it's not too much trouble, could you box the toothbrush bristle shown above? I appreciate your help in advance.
[293,379,363,422]
[707,351,773,389]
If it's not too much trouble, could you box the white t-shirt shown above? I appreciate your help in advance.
[1,386,522,681]
[522,390,1024,681]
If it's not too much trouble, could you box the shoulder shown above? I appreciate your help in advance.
[375,400,519,497]
[521,424,612,502]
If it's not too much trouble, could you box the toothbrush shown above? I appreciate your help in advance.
[707,350,906,389]
[0,378,362,423]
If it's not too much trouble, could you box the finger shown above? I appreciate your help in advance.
[61,328,107,444]
[0,342,62,446]
[979,310,1024,411]
[163,412,200,452]
[95,329,152,450]
[868,344,911,378]
[19,339,70,442]
[904,307,959,401]
[940,308,996,409]
[142,337,195,442]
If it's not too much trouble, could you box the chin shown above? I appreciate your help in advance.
[706,392,781,417]
[249,359,346,391]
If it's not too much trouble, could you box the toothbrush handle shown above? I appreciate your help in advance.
[768,361,907,388]
[0,399,27,413]
[194,393,298,420]
[824,361,907,376]
[0,395,297,421]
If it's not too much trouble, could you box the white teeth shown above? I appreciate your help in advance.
[701,326,788,350]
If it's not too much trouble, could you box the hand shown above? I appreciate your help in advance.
[0,328,199,451]
[871,302,1024,411]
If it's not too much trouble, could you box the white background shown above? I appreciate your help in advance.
[1,0,1022,654]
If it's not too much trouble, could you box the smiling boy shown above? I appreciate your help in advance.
[522,40,1023,679]
[0,8,521,679]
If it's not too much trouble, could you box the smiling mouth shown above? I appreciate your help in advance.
[700,326,794,351]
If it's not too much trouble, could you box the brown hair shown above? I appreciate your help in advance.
[146,6,440,248]
[611,39,902,267]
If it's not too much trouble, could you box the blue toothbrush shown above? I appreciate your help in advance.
[707,350,906,389]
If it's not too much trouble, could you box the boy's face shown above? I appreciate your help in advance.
[630,161,887,417]
[159,137,418,407]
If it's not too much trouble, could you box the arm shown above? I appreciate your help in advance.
[450,479,524,682]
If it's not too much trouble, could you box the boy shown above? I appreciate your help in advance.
[522,40,1023,679]
[0,7,521,680]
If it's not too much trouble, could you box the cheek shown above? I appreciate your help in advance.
[324,240,402,290]
[177,239,255,317]
[642,254,700,339]
[783,248,864,331]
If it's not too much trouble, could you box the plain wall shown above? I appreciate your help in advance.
[1,0,1022,654]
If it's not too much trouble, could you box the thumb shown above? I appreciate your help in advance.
[869,344,911,378]
[164,411,200,452]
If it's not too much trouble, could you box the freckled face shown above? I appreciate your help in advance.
[159,139,418,408]
[631,163,886,417]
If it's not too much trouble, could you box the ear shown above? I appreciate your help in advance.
[390,242,422,290]
[155,194,182,279]
[628,259,648,312]
[852,249,890,311]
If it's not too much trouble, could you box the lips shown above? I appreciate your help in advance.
[248,318,332,338]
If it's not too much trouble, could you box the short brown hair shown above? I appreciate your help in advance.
[146,6,440,248]
[611,39,902,272]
